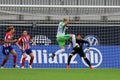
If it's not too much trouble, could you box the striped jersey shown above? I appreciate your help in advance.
[56,22,67,37]
[17,35,31,51]
[3,32,13,47]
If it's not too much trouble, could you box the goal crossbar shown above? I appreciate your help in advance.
[0,5,120,8]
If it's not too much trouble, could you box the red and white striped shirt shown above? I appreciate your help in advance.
[17,35,31,51]
[3,32,13,47]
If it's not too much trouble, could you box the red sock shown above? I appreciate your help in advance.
[13,55,17,65]
[29,57,34,65]
[22,57,26,67]
[1,59,7,66]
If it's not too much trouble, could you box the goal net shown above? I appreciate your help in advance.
[0,0,120,68]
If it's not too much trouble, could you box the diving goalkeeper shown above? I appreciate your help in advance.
[51,18,76,59]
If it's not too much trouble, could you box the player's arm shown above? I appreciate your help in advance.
[81,40,90,51]
[30,38,36,45]
[5,35,17,43]
[16,37,22,50]
[5,39,17,43]
[0,42,4,45]
[81,39,90,47]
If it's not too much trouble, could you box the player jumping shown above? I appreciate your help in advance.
[1,26,19,68]
[16,31,36,69]
[66,34,93,69]
[51,18,76,59]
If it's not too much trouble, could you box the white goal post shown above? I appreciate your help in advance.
[0,4,120,8]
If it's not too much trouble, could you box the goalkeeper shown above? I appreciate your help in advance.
[66,34,93,69]
[51,18,76,59]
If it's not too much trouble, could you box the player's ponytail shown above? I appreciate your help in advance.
[6,26,14,32]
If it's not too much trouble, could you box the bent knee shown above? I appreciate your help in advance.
[5,56,9,60]
[70,34,75,38]
[23,54,27,58]
[31,55,34,59]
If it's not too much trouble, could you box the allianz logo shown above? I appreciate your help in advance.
[20,50,78,64]
[20,48,102,67]
[82,47,102,68]
[83,35,102,67]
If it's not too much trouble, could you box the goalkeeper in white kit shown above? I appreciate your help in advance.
[51,18,76,59]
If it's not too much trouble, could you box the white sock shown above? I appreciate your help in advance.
[72,34,76,47]
[55,49,65,55]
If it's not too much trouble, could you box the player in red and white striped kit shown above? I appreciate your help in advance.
[1,26,19,68]
[16,31,36,68]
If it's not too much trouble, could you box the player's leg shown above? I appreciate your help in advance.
[28,53,34,68]
[69,34,76,47]
[26,49,34,68]
[83,56,93,69]
[52,34,73,59]
[1,56,9,68]
[21,52,27,68]
[51,36,66,59]
[79,50,93,69]
[10,46,19,68]
[54,46,65,55]
[58,34,76,47]
[1,46,9,68]
[55,34,71,55]
[66,49,76,68]
[51,46,65,59]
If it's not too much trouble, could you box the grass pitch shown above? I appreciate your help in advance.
[0,68,119,80]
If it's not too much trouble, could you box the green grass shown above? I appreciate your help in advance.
[0,68,120,80]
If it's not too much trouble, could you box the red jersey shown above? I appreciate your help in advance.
[3,32,13,47]
[17,35,31,51]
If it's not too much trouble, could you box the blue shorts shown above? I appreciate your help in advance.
[2,46,14,55]
[22,49,32,55]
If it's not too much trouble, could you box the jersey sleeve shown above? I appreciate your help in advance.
[7,35,11,39]
[60,22,65,27]
[17,37,22,43]
[5,33,11,40]
[28,35,31,40]
[81,39,90,47]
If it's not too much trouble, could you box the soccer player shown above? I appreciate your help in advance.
[66,34,93,69]
[16,31,36,68]
[1,26,19,68]
[51,18,76,59]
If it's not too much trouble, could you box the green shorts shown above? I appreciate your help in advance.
[56,34,70,47]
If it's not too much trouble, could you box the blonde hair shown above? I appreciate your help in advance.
[63,18,68,22]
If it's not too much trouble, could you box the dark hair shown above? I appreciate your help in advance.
[6,26,14,32]
[76,34,82,37]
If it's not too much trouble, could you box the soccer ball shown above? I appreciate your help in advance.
[75,43,80,48]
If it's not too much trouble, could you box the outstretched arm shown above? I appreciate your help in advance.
[0,42,4,45]
[81,40,90,47]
